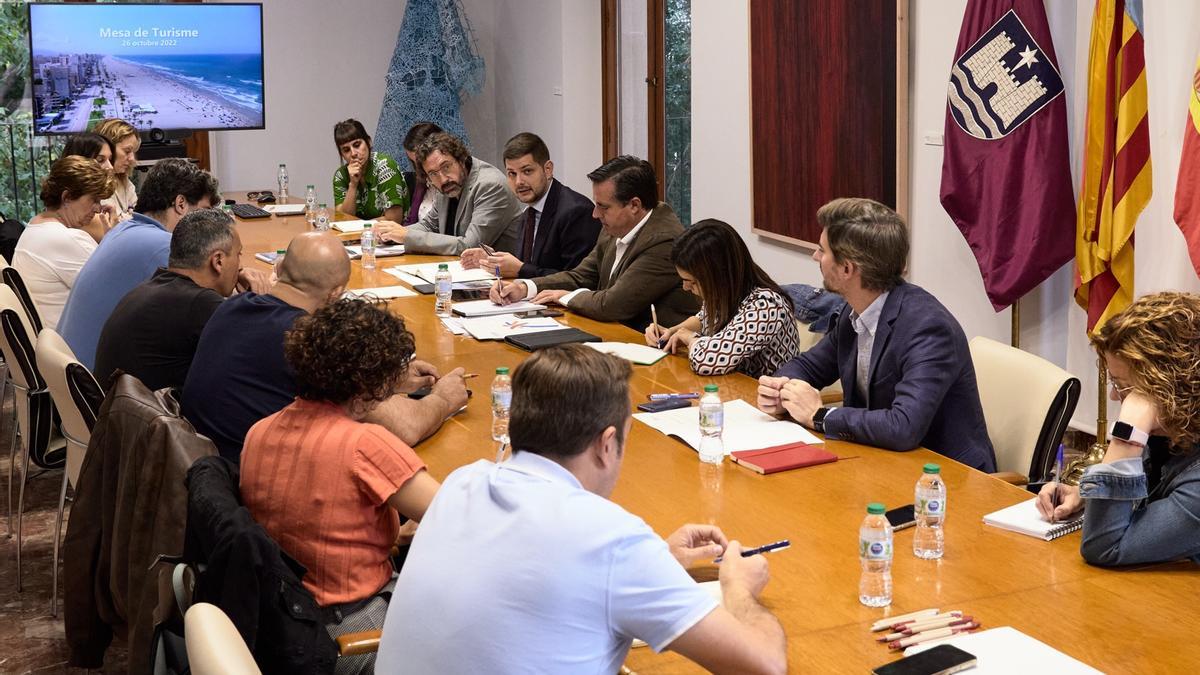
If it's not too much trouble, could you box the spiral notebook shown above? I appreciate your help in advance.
[982,498,1084,541]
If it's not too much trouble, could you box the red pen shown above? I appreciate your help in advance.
[887,622,980,651]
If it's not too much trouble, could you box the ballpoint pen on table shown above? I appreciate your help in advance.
[648,393,700,400]
[650,304,665,349]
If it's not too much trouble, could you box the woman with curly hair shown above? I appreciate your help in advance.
[1037,291,1200,566]
[239,297,440,674]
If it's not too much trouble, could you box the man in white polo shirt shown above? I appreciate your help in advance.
[376,345,786,674]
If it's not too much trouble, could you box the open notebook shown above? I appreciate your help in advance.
[584,342,667,365]
[982,498,1084,541]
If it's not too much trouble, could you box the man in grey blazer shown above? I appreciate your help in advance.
[378,132,523,254]
[490,155,699,330]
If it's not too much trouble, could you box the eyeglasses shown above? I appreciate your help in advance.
[1107,370,1135,396]
[426,161,457,181]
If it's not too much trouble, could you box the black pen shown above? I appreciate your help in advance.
[713,539,791,563]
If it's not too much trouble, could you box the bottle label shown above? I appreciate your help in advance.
[860,538,892,561]
[917,495,946,515]
[492,390,512,408]
[436,279,452,294]
[699,409,723,429]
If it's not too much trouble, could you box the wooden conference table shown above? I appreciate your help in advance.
[232,200,1199,673]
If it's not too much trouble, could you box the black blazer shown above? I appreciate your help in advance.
[518,179,602,278]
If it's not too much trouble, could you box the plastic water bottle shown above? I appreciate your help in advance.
[491,367,512,444]
[360,224,376,270]
[315,203,330,231]
[304,184,316,224]
[434,263,453,318]
[271,248,285,284]
[277,163,289,201]
[913,463,946,559]
[859,502,893,607]
[698,384,724,464]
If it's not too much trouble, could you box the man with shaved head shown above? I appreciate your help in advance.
[182,232,468,461]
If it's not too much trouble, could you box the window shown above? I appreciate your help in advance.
[602,0,692,225]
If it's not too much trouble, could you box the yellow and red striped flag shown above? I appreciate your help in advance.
[1174,54,1200,277]
[1075,0,1152,334]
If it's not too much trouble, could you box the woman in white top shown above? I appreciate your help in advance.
[644,219,801,378]
[94,118,141,225]
[13,156,115,329]
[61,132,116,243]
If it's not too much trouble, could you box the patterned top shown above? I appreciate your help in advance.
[690,287,800,378]
[332,150,409,219]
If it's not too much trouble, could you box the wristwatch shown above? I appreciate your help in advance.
[1111,421,1150,447]
[812,407,831,434]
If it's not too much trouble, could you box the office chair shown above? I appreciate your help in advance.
[969,336,1081,484]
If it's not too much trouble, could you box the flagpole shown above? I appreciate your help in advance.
[1064,364,1109,484]
[1010,298,1020,349]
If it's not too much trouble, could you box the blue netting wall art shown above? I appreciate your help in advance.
[375,0,484,160]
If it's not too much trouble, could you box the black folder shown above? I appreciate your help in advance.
[504,328,601,351]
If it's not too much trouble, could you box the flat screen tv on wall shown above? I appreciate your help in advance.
[28,2,264,135]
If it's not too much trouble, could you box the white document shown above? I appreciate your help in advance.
[452,299,546,317]
[458,314,562,341]
[395,261,496,284]
[440,318,466,335]
[263,203,307,216]
[383,268,427,287]
[585,342,668,365]
[344,244,405,259]
[905,627,1102,673]
[633,399,823,454]
[344,285,418,300]
[331,219,375,233]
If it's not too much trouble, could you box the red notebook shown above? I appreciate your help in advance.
[730,442,838,475]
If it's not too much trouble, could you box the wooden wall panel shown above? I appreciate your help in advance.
[750,0,900,246]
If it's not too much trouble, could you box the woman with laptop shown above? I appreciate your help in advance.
[1037,292,1200,566]
[643,219,800,378]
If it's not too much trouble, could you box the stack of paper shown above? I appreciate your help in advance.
[458,314,563,341]
[344,244,405,259]
[331,219,374,233]
[344,285,418,300]
[633,399,823,454]
[395,261,496,284]
[982,499,1084,541]
[263,203,308,216]
[452,299,546,317]
[905,626,1101,672]
[585,342,668,365]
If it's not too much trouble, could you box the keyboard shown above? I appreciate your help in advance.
[230,203,272,219]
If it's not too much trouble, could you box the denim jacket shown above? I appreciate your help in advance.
[780,283,845,334]
[1078,439,1200,566]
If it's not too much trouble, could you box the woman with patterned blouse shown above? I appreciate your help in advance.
[331,118,409,222]
[644,219,800,377]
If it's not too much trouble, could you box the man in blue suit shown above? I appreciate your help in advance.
[758,198,996,471]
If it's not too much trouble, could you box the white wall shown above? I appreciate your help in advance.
[687,1,1200,433]
[208,0,407,206]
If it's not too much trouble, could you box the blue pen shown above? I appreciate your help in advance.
[1050,443,1065,523]
[713,539,791,563]
[648,392,700,401]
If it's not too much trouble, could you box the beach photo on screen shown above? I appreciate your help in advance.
[29,3,264,134]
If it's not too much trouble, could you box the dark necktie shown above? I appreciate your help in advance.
[443,198,460,235]
[521,207,538,261]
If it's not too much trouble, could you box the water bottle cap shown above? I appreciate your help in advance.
[278,163,285,167]
[923,463,941,474]
[319,203,327,207]
[867,502,885,514]
[275,249,285,254]
[495,366,510,374]
[438,263,449,270]
[703,384,718,393]
[306,184,314,189]
[363,223,372,229]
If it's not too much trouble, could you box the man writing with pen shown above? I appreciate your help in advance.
[488,155,698,331]
[375,345,788,674]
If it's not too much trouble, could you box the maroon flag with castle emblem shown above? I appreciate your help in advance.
[940,0,1075,311]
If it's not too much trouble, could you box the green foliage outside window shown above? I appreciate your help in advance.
[664,0,690,226]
